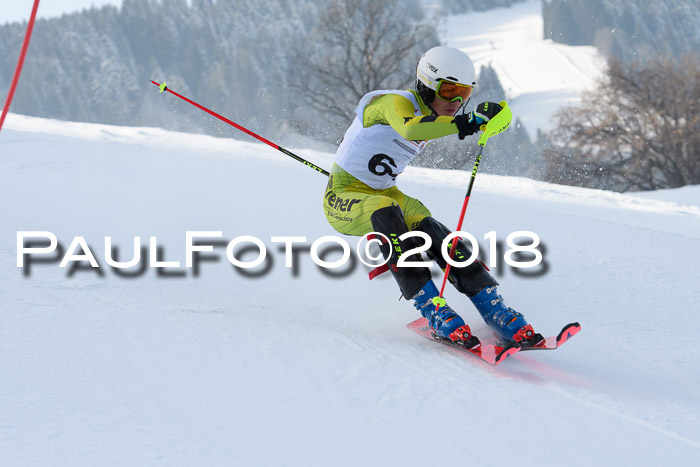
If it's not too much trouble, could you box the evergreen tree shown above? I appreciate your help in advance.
[542,0,700,62]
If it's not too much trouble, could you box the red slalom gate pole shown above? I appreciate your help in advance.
[0,0,41,134]
[150,80,330,177]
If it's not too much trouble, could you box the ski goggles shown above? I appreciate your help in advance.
[435,80,473,103]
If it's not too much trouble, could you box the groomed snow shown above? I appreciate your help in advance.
[1,114,699,466]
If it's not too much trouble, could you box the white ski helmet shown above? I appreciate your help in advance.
[415,46,476,103]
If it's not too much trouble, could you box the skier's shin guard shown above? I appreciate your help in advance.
[416,216,497,297]
[370,205,431,299]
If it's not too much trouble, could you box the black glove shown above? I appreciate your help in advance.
[454,101,503,140]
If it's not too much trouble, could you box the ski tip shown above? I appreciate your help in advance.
[556,322,581,345]
[406,317,427,328]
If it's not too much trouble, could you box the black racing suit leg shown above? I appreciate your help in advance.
[416,216,497,297]
[370,205,432,300]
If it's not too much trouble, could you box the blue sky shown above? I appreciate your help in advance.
[1,0,123,25]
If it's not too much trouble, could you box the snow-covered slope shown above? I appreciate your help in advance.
[443,0,606,138]
[1,114,699,466]
[627,185,700,208]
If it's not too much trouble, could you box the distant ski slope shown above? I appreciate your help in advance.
[1,115,699,465]
[443,0,606,138]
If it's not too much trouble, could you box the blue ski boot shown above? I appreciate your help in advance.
[413,280,479,348]
[470,286,543,346]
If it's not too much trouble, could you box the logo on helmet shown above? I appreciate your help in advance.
[427,62,438,73]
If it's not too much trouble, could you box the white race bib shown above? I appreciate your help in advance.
[334,90,428,189]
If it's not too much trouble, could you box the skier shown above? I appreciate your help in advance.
[322,45,543,348]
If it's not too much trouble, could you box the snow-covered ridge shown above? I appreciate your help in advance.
[404,165,700,217]
[7,113,697,217]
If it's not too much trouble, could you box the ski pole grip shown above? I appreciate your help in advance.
[478,100,512,147]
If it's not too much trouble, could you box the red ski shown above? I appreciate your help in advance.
[407,317,520,365]
[407,319,581,365]
[518,322,581,351]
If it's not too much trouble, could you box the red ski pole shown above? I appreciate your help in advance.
[150,80,329,177]
[433,101,512,312]
[435,143,485,304]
